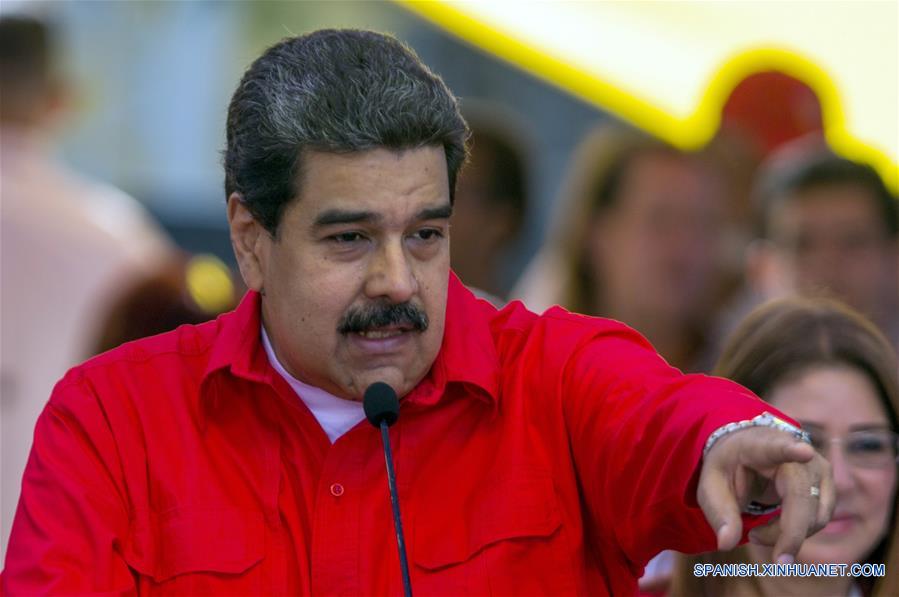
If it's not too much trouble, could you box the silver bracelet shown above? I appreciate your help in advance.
[703,412,811,459]
[704,412,811,516]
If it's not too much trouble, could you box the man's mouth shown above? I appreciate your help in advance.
[355,326,413,339]
[346,324,418,355]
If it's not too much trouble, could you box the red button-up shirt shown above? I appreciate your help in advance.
[3,275,778,595]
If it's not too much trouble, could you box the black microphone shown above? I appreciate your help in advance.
[364,382,412,597]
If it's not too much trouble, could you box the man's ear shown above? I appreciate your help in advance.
[227,193,269,292]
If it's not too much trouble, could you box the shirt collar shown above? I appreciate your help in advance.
[200,272,501,411]
[202,289,272,387]
[404,273,500,410]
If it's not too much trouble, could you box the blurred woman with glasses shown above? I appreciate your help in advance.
[669,297,898,597]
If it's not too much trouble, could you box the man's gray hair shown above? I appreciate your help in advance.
[224,29,469,234]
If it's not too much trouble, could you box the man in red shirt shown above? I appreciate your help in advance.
[3,30,832,595]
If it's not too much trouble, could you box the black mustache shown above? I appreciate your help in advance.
[337,302,429,334]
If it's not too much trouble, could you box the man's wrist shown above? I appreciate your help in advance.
[703,412,811,459]
[703,412,811,516]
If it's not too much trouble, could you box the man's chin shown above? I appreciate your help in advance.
[344,365,423,402]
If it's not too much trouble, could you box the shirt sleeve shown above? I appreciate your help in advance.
[2,377,135,594]
[559,322,784,573]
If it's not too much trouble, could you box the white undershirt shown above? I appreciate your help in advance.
[261,326,366,443]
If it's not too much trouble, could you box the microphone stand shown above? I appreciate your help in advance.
[380,419,412,597]
[365,382,413,597]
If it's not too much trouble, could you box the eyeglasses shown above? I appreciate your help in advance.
[806,429,899,469]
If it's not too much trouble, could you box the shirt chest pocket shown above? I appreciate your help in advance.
[125,507,272,594]
[411,470,575,595]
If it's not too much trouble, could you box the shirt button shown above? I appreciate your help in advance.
[330,483,345,497]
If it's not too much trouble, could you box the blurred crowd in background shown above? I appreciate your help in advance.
[1,2,897,591]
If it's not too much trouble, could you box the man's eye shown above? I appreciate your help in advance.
[330,232,365,243]
[413,228,443,241]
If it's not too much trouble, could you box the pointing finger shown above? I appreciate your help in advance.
[813,458,836,534]
[772,463,818,562]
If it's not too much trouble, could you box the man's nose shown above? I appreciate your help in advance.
[364,239,418,304]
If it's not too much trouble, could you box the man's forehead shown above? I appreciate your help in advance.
[286,146,451,225]
[311,204,453,228]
